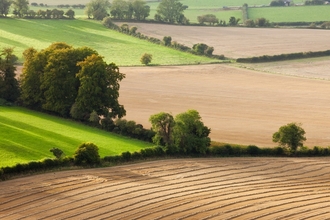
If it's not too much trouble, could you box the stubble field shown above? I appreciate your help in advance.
[2,158,330,219]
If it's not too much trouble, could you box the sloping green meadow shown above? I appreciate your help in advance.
[0,18,216,65]
[0,107,153,167]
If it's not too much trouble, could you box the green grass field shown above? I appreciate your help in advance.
[248,5,330,22]
[0,18,217,65]
[0,106,153,167]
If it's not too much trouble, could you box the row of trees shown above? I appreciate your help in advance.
[0,0,74,18]
[86,0,188,24]
[20,43,126,121]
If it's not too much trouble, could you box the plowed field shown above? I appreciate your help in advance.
[1,158,330,219]
[117,23,330,59]
[119,64,330,147]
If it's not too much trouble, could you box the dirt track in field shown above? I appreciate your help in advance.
[116,23,330,59]
[2,158,330,219]
[119,63,330,147]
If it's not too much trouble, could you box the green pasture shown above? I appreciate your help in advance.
[0,18,216,65]
[248,5,330,22]
[0,106,153,167]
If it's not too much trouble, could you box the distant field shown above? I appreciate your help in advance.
[0,18,216,65]
[249,5,330,22]
[0,107,153,167]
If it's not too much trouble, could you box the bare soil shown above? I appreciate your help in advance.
[1,158,330,219]
[117,23,330,58]
[119,63,330,147]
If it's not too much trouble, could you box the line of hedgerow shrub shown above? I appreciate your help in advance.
[2,144,330,181]
[236,50,330,63]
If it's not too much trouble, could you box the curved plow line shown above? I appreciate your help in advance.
[15,178,136,220]
[0,175,90,203]
[151,186,330,220]
[0,177,95,213]
[3,159,328,218]
[77,176,330,220]
[247,198,330,220]
[122,181,330,220]
[270,203,330,219]
[29,163,330,219]
[208,194,330,220]
[298,209,330,220]
[30,161,279,218]
[174,188,330,220]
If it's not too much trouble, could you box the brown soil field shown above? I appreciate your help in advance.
[117,23,330,59]
[119,63,330,147]
[1,158,330,219]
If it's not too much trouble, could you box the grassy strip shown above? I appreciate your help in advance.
[0,18,216,65]
[0,106,153,167]
[249,6,330,23]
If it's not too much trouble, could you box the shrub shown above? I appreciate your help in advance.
[121,151,132,162]
[255,17,269,27]
[192,43,209,54]
[270,0,285,6]
[140,53,152,65]
[246,145,260,156]
[321,21,330,29]
[74,142,100,166]
[102,17,118,30]
[130,26,138,34]
[163,36,172,46]
[245,19,255,27]
[50,147,64,159]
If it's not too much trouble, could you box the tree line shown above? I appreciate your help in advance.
[0,0,75,18]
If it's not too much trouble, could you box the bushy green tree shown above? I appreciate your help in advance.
[21,43,126,120]
[163,36,172,46]
[270,0,285,6]
[12,0,29,17]
[110,0,130,19]
[149,112,175,146]
[0,48,19,103]
[155,0,186,24]
[74,54,126,120]
[140,53,152,65]
[85,0,110,20]
[0,0,12,16]
[197,14,218,25]
[74,142,100,165]
[65,9,75,18]
[273,122,306,152]
[173,110,211,154]
[132,0,149,20]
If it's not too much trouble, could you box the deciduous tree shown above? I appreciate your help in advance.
[0,0,12,16]
[273,122,306,152]
[155,0,186,24]
[74,54,126,120]
[0,48,19,102]
[173,110,211,154]
[12,0,29,17]
[85,0,110,20]
[149,112,175,146]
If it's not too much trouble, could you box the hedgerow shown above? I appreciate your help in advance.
[2,143,330,181]
[236,50,330,63]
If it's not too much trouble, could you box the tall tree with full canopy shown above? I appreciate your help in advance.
[0,0,12,16]
[0,48,19,102]
[21,42,126,120]
[149,112,175,146]
[12,0,29,17]
[73,54,126,120]
[132,0,149,20]
[155,0,186,24]
[85,0,110,20]
[273,122,306,152]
